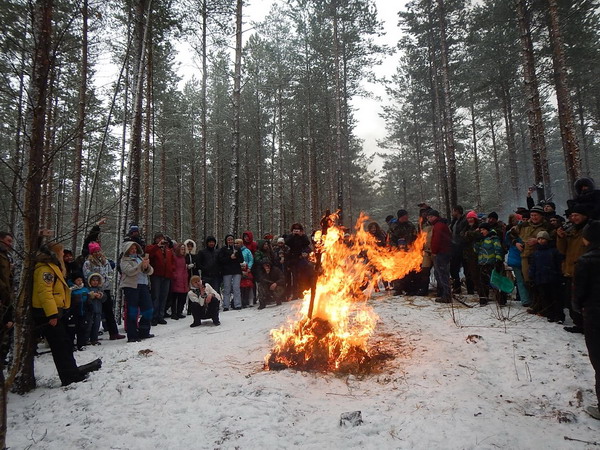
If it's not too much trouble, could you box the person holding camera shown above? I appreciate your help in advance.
[557,204,591,333]
[218,235,244,310]
[146,233,174,325]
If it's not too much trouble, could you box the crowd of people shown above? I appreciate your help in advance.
[0,177,598,418]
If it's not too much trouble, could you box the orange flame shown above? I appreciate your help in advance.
[266,213,425,373]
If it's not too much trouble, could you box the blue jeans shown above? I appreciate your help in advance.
[433,252,451,300]
[511,266,530,306]
[123,284,154,340]
[222,274,242,309]
[150,275,170,320]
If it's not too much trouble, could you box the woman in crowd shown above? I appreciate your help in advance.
[119,241,154,342]
[170,242,189,319]
[82,241,125,340]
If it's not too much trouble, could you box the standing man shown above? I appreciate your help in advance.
[449,205,467,294]
[285,224,312,300]
[197,236,221,294]
[509,205,552,312]
[427,210,453,303]
[0,232,15,362]
[146,233,174,325]
[392,210,418,295]
[556,204,590,333]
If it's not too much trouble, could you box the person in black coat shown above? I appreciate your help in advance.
[528,231,564,321]
[197,236,221,293]
[256,261,285,309]
[217,235,244,310]
[573,220,600,420]
[284,224,312,300]
[567,177,600,220]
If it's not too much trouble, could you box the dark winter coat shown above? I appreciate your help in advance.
[529,243,563,286]
[197,238,220,279]
[388,221,417,247]
[567,177,600,219]
[183,239,199,278]
[461,222,481,260]
[429,217,452,255]
[285,234,311,263]
[217,242,244,276]
[573,247,600,315]
[145,243,174,278]
[257,266,285,288]
[450,215,467,247]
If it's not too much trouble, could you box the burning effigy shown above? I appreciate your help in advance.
[265,213,425,374]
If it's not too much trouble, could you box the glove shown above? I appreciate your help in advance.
[187,264,195,269]
[494,261,504,272]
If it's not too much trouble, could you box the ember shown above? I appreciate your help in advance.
[265,213,425,374]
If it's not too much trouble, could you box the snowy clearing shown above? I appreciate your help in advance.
[7,293,600,449]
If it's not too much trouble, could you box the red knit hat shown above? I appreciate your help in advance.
[88,242,101,254]
[466,211,478,219]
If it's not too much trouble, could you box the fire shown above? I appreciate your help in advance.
[266,213,425,373]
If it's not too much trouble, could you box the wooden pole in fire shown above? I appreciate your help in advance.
[308,210,332,319]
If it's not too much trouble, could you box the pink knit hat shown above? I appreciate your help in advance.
[466,211,478,219]
[88,242,101,254]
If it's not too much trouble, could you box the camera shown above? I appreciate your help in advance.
[561,221,574,233]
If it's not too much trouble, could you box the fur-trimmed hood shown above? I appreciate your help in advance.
[184,239,197,255]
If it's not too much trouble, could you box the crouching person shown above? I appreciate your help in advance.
[188,275,221,327]
[257,261,285,310]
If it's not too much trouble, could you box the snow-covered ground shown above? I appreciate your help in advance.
[7,293,600,449]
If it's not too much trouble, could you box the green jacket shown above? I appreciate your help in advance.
[474,231,503,266]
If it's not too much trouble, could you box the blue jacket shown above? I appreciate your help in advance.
[505,234,522,268]
[529,244,563,285]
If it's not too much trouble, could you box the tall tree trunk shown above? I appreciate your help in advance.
[436,0,458,211]
[575,86,590,177]
[10,18,28,232]
[515,0,551,201]
[71,0,88,254]
[470,96,482,211]
[160,140,166,231]
[427,5,449,214]
[8,0,54,402]
[41,68,56,231]
[488,105,503,207]
[200,0,208,239]
[332,1,344,224]
[546,0,581,196]
[127,0,152,226]
[229,0,242,235]
[499,83,520,204]
[142,35,152,235]
[255,88,263,236]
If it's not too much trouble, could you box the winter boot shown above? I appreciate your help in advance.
[585,406,600,420]
[110,333,126,340]
[78,358,102,375]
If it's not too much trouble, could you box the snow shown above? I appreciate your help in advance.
[7,293,599,449]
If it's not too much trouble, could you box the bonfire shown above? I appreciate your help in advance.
[265,213,426,374]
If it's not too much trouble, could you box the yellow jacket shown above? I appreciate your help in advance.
[33,262,70,318]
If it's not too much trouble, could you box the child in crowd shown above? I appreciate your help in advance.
[474,223,504,306]
[529,231,564,322]
[69,274,90,350]
[86,273,105,345]
[187,275,221,327]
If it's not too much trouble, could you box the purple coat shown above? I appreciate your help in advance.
[171,251,189,294]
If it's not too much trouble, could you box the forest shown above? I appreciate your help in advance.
[0,0,599,441]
